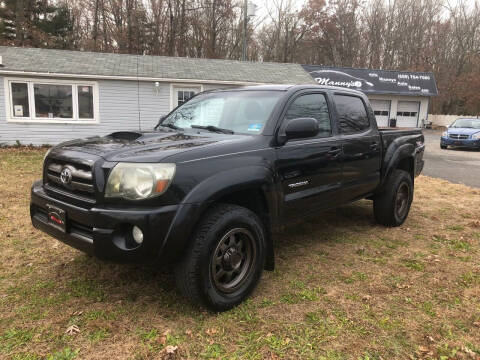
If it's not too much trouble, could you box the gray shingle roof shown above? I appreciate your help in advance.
[0,46,314,84]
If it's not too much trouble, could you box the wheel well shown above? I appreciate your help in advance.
[214,188,274,271]
[216,188,269,218]
[396,156,414,180]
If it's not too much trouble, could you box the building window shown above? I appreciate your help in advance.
[397,111,418,117]
[5,79,98,123]
[177,90,196,106]
[11,82,30,117]
[172,85,202,109]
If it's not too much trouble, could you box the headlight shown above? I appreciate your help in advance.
[442,131,448,137]
[472,132,480,140]
[105,163,176,200]
[43,147,53,161]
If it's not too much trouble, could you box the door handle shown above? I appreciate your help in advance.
[369,142,378,150]
[327,147,342,156]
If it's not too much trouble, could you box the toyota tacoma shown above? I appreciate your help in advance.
[31,85,425,311]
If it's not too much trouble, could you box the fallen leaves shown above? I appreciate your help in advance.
[159,329,171,345]
[361,294,371,302]
[469,220,480,228]
[158,345,179,360]
[65,325,80,335]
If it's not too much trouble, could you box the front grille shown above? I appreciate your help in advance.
[45,159,95,200]
[449,134,469,140]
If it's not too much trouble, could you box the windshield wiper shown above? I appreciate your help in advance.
[156,122,182,131]
[191,125,234,134]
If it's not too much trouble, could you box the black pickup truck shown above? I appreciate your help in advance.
[30,85,425,311]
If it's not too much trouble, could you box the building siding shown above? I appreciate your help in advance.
[0,77,171,145]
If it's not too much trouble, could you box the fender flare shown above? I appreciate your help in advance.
[379,142,415,190]
[159,165,278,269]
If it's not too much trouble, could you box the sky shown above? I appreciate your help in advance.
[250,0,477,24]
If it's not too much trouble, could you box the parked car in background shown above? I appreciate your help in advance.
[441,118,480,150]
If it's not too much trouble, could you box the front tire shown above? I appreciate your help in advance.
[373,169,413,227]
[174,204,265,311]
[440,143,447,149]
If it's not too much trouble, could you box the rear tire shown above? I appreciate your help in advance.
[174,204,265,311]
[373,169,413,227]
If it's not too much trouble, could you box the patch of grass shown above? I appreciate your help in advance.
[402,258,425,271]
[0,327,34,353]
[2,150,480,359]
[280,286,326,304]
[88,328,110,343]
[137,328,159,342]
[458,272,480,287]
[46,348,79,360]
[342,271,368,284]
[12,353,41,360]
[447,224,464,231]
[67,278,106,302]
[421,301,437,317]
[201,343,225,359]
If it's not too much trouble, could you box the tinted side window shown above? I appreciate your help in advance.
[285,93,331,138]
[334,95,370,134]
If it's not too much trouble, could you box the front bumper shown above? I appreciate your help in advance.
[30,180,179,262]
[441,136,480,148]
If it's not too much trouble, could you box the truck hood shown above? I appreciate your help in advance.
[54,130,242,162]
[447,128,480,136]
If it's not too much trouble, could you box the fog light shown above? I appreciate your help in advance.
[132,226,144,244]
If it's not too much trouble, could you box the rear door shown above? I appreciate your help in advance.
[333,93,382,202]
[275,91,343,220]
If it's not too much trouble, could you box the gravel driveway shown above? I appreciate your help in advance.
[422,129,480,188]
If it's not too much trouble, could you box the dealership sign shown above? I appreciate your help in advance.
[302,65,438,96]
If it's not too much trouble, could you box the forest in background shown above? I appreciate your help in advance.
[1,0,479,115]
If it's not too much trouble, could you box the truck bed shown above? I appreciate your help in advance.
[378,127,425,177]
[379,127,423,143]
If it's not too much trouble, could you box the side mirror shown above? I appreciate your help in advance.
[284,118,319,141]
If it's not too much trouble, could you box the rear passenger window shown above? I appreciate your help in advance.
[334,95,370,134]
[284,93,331,138]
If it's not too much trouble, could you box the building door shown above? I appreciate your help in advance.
[370,99,390,127]
[397,101,420,127]
[172,86,201,109]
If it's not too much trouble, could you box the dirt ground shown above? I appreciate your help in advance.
[0,147,479,360]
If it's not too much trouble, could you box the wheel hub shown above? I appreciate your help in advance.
[395,182,410,219]
[223,247,242,270]
[211,228,256,294]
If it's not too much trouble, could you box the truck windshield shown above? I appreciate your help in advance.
[451,118,480,129]
[160,90,283,134]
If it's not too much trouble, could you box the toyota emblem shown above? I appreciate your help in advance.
[60,167,73,184]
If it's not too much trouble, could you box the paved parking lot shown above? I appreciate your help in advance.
[422,129,480,188]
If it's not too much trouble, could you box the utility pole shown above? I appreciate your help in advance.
[242,0,248,61]
[241,1,256,61]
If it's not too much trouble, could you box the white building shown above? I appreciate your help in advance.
[0,46,314,146]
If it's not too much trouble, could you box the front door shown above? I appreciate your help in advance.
[276,92,343,220]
